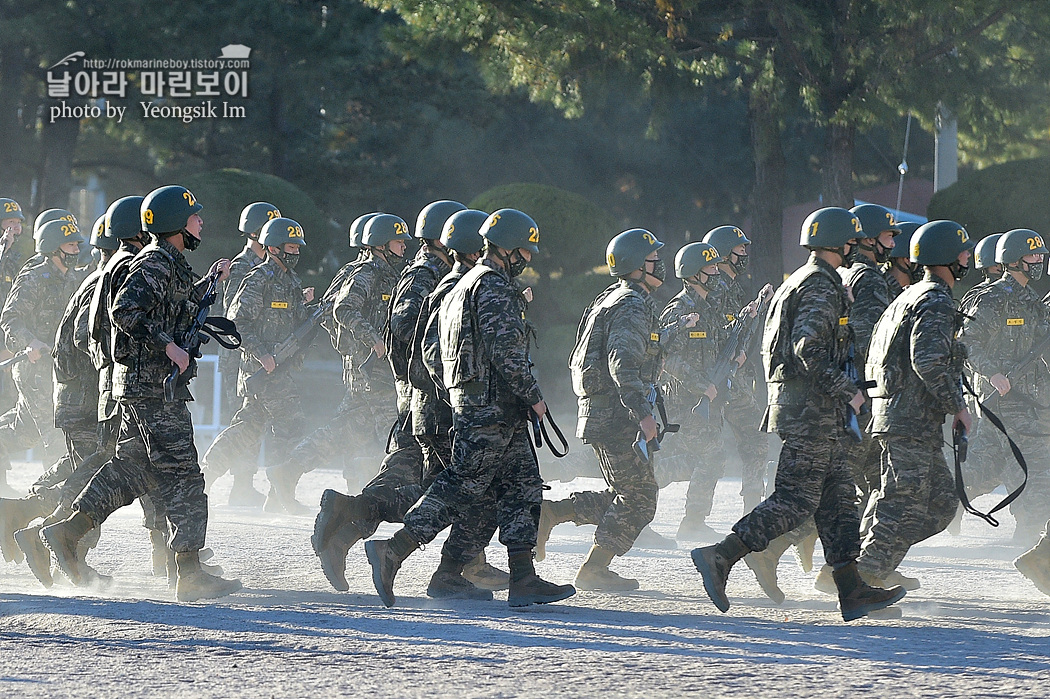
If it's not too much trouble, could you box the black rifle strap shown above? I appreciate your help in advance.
[201,316,242,350]
[530,410,570,459]
[957,374,1028,526]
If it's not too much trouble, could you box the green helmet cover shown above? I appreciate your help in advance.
[362,213,411,247]
[34,208,77,240]
[675,242,724,279]
[607,228,663,276]
[910,220,975,265]
[239,202,281,237]
[440,209,487,255]
[973,233,1003,270]
[849,204,902,239]
[702,225,750,257]
[36,219,85,254]
[996,228,1048,265]
[415,200,466,240]
[0,198,25,222]
[140,185,202,234]
[481,209,540,254]
[348,212,382,248]
[106,196,145,241]
[800,207,862,249]
[259,217,307,248]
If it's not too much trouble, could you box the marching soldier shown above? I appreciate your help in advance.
[884,222,920,301]
[364,209,575,608]
[858,220,974,588]
[692,207,906,622]
[41,185,241,601]
[538,228,668,591]
[960,233,1004,314]
[203,217,312,508]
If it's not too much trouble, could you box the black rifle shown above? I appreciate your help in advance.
[0,348,30,370]
[842,342,876,442]
[164,274,241,402]
[243,299,333,396]
[691,289,772,420]
[978,331,1050,408]
[633,384,680,462]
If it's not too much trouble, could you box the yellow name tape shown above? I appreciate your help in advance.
[650,333,660,342]
[689,331,707,339]
[270,301,288,309]
[839,317,849,325]
[382,294,391,301]
[1007,318,1025,326]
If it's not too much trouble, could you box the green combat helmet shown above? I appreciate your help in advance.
[910,220,975,280]
[348,212,382,248]
[675,242,724,279]
[850,204,901,263]
[239,202,281,238]
[800,207,862,249]
[89,213,118,251]
[702,225,749,272]
[973,233,1003,271]
[259,217,307,248]
[141,185,202,234]
[106,196,146,241]
[36,218,85,255]
[890,222,920,259]
[415,200,466,240]
[362,213,411,247]
[996,228,1048,282]
[607,228,662,276]
[440,209,488,255]
[0,198,25,222]
[482,209,540,253]
[34,208,77,240]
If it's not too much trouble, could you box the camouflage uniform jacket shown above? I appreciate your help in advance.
[866,273,967,441]
[332,251,399,389]
[839,256,892,382]
[222,244,265,313]
[0,238,30,309]
[88,244,139,420]
[53,267,102,427]
[110,238,210,401]
[410,262,468,436]
[439,259,541,428]
[569,279,661,441]
[320,257,357,353]
[960,276,996,316]
[761,254,856,438]
[227,256,309,396]
[883,266,904,301]
[1,254,86,353]
[962,273,1050,404]
[386,247,450,389]
[658,285,728,401]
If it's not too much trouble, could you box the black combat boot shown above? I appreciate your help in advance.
[14,524,53,588]
[743,535,791,605]
[41,511,95,584]
[364,528,419,607]
[312,490,367,592]
[264,463,310,515]
[575,544,639,591]
[427,555,494,601]
[462,550,510,591]
[691,533,750,612]
[535,498,574,562]
[175,550,242,602]
[0,495,49,563]
[833,561,906,621]
[507,550,576,608]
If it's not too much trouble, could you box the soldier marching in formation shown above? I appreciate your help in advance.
[2,181,1050,619]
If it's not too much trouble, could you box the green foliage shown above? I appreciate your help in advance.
[181,168,329,272]
[927,157,1050,238]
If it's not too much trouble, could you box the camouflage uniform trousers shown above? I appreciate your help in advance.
[403,419,537,561]
[654,400,725,521]
[30,418,100,514]
[722,381,770,513]
[203,373,306,480]
[73,399,206,552]
[351,415,426,541]
[846,426,883,528]
[857,435,958,579]
[966,400,1050,538]
[569,431,659,556]
[0,361,65,472]
[284,385,395,482]
[732,434,861,567]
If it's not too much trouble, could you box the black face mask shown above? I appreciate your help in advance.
[649,258,666,283]
[182,231,202,251]
[731,252,749,272]
[60,250,80,269]
[874,240,893,264]
[506,250,528,278]
[276,250,300,270]
[949,258,970,281]
[1022,259,1044,282]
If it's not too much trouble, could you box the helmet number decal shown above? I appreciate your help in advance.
[287,224,304,239]
[2,202,19,213]
[393,221,409,237]
[143,209,154,225]
[1027,235,1043,250]
[182,190,196,207]
[886,212,896,226]
[60,223,78,236]
[853,218,863,234]
[809,221,819,237]
[267,209,280,220]
[607,252,616,268]
[528,227,539,243]
[642,231,657,245]
[488,214,500,228]
[701,247,718,262]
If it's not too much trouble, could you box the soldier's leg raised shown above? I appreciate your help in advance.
[202,395,269,506]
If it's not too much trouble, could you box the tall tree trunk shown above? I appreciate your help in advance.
[0,42,30,201]
[748,84,785,285]
[37,118,80,211]
[821,122,855,208]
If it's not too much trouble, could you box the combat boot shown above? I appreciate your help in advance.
[507,550,575,607]
[743,535,791,605]
[574,544,639,591]
[364,529,420,607]
[427,557,494,601]
[0,495,49,563]
[833,561,906,622]
[14,525,52,588]
[882,570,920,591]
[814,564,837,595]
[228,472,267,508]
[264,463,310,515]
[174,550,242,602]
[691,533,750,613]
[40,511,95,585]
[149,528,169,577]
[1014,534,1050,597]
[677,514,720,542]
[535,498,575,562]
[633,525,678,550]
[462,551,510,591]
[312,490,367,592]
[793,530,818,573]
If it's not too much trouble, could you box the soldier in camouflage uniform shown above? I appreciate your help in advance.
[858,220,973,588]
[962,228,1050,546]
[0,216,87,487]
[883,222,920,301]
[0,197,26,497]
[365,209,575,608]
[216,202,277,435]
[265,213,410,513]
[41,185,241,602]
[203,217,312,508]
[960,234,1003,315]
[536,228,668,591]
[692,207,906,622]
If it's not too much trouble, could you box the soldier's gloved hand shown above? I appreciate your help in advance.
[165,342,190,374]
[849,390,865,415]
[372,340,387,359]
[303,287,315,303]
[639,414,658,442]
[260,354,276,373]
[989,373,1011,396]
[953,408,973,434]
[26,339,48,363]
[209,258,232,282]
[531,399,547,422]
